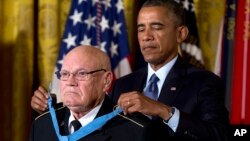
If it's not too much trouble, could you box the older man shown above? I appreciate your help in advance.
[29,45,165,141]
[31,0,230,141]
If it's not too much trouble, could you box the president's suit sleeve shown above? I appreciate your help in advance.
[109,69,147,103]
[173,71,230,141]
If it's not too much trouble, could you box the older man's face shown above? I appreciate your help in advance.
[60,50,106,113]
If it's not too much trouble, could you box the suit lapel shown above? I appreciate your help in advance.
[60,107,70,135]
[124,68,148,93]
[95,96,115,118]
[158,57,188,106]
[136,69,148,93]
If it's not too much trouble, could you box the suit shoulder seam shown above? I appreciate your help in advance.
[117,114,145,128]
[35,106,66,120]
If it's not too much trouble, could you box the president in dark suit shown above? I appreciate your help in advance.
[110,0,230,141]
[111,56,229,141]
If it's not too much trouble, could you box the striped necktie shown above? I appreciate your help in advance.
[144,74,159,100]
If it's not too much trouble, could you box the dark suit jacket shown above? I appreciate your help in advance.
[29,96,168,141]
[109,56,230,141]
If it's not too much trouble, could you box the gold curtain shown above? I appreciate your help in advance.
[38,0,71,88]
[38,0,60,87]
[123,1,135,51]
[0,0,34,141]
[0,0,71,141]
[37,0,71,104]
[194,0,226,71]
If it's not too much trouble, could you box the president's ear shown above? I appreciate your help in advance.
[176,25,189,43]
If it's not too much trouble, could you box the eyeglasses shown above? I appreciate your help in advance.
[55,69,106,81]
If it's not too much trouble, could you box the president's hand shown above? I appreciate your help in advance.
[117,91,172,121]
[31,86,56,114]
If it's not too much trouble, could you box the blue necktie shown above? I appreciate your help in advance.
[144,74,159,100]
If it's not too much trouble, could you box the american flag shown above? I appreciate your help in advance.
[51,0,131,99]
[178,0,204,68]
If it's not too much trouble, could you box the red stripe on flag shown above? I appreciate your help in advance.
[242,0,250,124]
[231,0,250,124]
[230,0,245,124]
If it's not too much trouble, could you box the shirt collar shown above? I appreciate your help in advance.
[147,55,178,83]
[68,99,104,133]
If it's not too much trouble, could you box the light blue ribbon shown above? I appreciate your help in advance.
[48,96,122,141]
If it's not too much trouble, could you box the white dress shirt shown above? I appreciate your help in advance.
[68,100,103,133]
[145,56,179,132]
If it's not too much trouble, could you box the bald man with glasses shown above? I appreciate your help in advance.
[29,45,167,141]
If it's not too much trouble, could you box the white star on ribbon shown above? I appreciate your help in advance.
[78,0,86,4]
[112,21,122,36]
[69,10,83,26]
[190,3,195,12]
[80,35,91,45]
[100,41,107,53]
[57,54,66,66]
[102,0,111,11]
[63,33,77,49]
[84,14,96,30]
[92,0,99,6]
[116,0,124,13]
[182,0,190,11]
[110,42,118,57]
[100,16,109,32]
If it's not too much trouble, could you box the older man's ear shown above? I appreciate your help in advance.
[103,72,113,92]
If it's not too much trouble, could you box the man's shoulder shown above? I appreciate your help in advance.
[104,112,151,130]
[186,65,221,81]
[119,112,151,127]
[177,57,220,80]
[116,68,147,82]
[103,113,170,140]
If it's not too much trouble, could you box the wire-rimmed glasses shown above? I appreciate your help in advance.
[55,69,106,81]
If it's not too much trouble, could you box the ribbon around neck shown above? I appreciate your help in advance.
[48,95,122,141]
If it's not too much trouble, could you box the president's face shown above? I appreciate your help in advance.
[137,6,180,70]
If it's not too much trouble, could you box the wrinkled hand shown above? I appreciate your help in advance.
[31,86,56,114]
[117,91,171,120]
